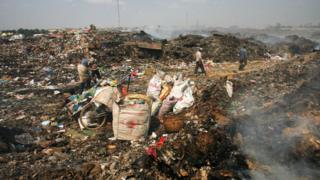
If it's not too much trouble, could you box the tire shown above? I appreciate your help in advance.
[79,102,107,129]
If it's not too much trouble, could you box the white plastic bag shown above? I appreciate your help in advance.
[93,86,120,110]
[164,75,173,83]
[147,75,162,99]
[166,76,188,101]
[173,86,194,114]
[225,80,233,98]
[156,70,165,79]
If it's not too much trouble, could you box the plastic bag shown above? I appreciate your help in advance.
[147,74,162,99]
[173,86,194,114]
[166,79,188,101]
[225,80,233,98]
[158,98,178,120]
[164,75,173,83]
[93,86,120,110]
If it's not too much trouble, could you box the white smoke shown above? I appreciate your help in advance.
[235,73,320,179]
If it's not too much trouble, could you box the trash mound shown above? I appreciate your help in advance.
[70,120,249,179]
[90,30,164,61]
[163,33,267,62]
[310,32,320,42]
[270,35,318,55]
[140,120,249,179]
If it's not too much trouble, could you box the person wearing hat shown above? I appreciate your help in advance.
[77,58,91,93]
[194,48,207,75]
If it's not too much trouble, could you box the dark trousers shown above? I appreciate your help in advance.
[80,79,91,93]
[194,61,206,74]
[239,58,247,70]
[91,70,101,83]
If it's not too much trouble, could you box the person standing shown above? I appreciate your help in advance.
[77,58,91,93]
[194,48,206,75]
[239,47,248,71]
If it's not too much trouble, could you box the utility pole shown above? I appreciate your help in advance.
[117,0,121,27]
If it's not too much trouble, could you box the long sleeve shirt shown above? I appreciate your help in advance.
[77,64,90,82]
[240,48,248,60]
[195,51,202,62]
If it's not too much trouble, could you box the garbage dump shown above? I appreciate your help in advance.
[0,26,319,180]
[251,33,319,56]
[163,33,267,62]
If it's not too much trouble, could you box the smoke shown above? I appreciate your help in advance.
[235,72,320,179]
[136,26,211,39]
[250,34,283,45]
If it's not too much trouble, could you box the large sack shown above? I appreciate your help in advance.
[164,75,173,83]
[93,86,120,110]
[112,94,151,141]
[166,80,188,101]
[147,75,162,100]
[173,86,194,114]
[158,98,178,120]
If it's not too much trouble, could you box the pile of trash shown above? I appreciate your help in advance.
[259,34,318,55]
[90,30,164,61]
[163,33,267,62]
[116,119,249,179]
[1,29,270,67]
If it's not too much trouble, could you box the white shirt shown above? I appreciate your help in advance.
[195,51,202,62]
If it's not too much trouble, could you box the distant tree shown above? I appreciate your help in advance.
[17,28,24,34]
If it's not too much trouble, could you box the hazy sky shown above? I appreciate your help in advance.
[0,0,319,30]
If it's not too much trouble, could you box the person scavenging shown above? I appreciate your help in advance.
[194,48,207,75]
[89,56,101,84]
[77,58,91,93]
[239,46,248,71]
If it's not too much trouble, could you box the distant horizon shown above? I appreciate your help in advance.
[2,23,320,31]
[1,0,319,31]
